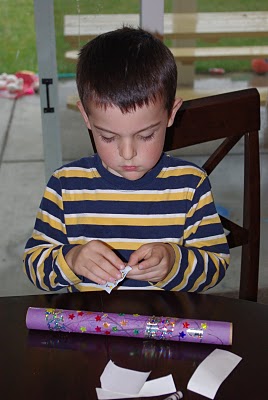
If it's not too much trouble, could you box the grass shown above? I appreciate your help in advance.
[1,0,268,75]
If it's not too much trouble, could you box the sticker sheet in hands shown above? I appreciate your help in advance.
[93,265,132,294]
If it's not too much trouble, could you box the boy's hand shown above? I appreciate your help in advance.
[127,243,175,282]
[65,240,126,285]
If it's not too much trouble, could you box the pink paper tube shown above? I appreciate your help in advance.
[26,307,232,345]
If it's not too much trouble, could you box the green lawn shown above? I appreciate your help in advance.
[1,0,268,75]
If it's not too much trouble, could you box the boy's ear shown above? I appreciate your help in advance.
[167,98,183,127]
[77,100,92,129]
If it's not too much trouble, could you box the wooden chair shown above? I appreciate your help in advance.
[165,88,261,301]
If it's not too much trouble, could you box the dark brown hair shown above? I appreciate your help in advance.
[76,26,177,115]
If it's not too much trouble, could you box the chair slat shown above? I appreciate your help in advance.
[165,88,261,301]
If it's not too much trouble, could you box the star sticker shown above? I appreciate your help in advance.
[106,284,113,289]
[105,331,111,335]
[68,313,75,320]
[179,331,186,339]
[77,311,84,316]
[183,322,190,329]
[95,326,101,332]
[95,315,102,321]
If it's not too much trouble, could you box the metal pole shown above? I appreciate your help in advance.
[140,0,164,36]
[34,0,62,182]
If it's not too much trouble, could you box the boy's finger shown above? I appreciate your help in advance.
[128,246,149,266]
[100,247,126,270]
[99,260,124,281]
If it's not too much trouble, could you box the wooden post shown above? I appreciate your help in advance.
[172,0,197,88]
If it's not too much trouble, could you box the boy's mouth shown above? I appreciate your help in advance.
[122,166,138,171]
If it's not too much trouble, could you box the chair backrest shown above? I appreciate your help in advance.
[165,88,261,301]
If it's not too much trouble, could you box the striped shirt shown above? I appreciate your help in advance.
[23,153,230,292]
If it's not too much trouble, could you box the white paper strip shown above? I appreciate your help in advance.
[96,360,177,399]
[86,266,132,293]
[187,349,242,399]
[100,360,150,394]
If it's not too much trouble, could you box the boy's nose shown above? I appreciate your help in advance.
[119,140,137,160]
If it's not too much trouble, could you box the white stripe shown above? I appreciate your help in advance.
[52,252,74,287]
[180,253,198,290]
[117,286,163,291]
[75,283,162,291]
[162,245,183,288]
[32,229,62,246]
[62,188,194,195]
[184,213,219,234]
[186,233,226,245]
[65,212,185,219]
[193,252,209,291]
[161,165,203,173]
[188,190,212,214]
[36,248,51,290]
[46,186,62,202]
[39,209,64,226]
[58,166,98,173]
[28,254,36,284]
[68,236,180,243]
[25,243,53,252]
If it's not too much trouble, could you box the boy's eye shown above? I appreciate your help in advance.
[100,136,115,143]
[139,132,155,141]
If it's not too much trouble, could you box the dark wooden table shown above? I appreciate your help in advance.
[1,290,268,399]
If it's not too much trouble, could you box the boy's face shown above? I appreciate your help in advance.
[78,97,182,181]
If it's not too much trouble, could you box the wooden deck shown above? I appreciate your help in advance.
[66,88,267,112]
[64,11,268,115]
[64,12,268,44]
[65,46,268,65]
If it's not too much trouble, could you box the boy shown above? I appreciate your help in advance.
[23,27,230,293]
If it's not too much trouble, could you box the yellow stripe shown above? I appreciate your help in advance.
[172,250,196,291]
[65,215,185,226]
[188,251,208,292]
[55,169,101,179]
[155,243,181,288]
[36,248,54,291]
[24,247,45,286]
[37,211,67,234]
[157,167,204,179]
[44,190,64,210]
[201,252,222,291]
[49,270,59,288]
[183,215,221,239]
[31,232,62,246]
[73,284,103,292]
[57,249,83,284]
[68,238,144,250]
[187,194,213,218]
[186,236,227,248]
[62,191,188,202]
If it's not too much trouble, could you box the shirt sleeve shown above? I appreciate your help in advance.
[23,173,83,291]
[154,173,230,292]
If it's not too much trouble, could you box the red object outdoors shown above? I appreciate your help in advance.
[0,70,39,99]
[251,58,268,74]
[209,68,225,75]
